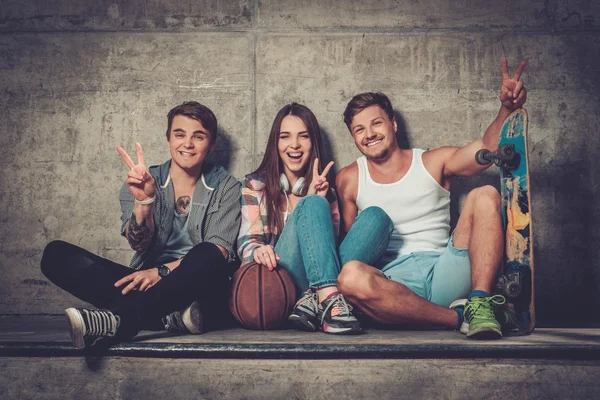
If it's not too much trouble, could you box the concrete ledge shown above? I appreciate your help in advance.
[2,316,600,399]
[2,357,600,400]
[1,316,599,360]
[3,341,600,360]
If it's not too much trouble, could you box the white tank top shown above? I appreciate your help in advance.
[356,149,450,265]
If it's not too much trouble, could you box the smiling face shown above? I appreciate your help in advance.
[167,115,215,174]
[350,105,398,161]
[277,115,313,181]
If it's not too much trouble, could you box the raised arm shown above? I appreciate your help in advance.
[335,163,359,237]
[117,143,157,252]
[442,59,527,178]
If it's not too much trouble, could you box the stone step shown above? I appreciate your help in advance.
[1,316,600,399]
[3,357,600,400]
[2,315,600,359]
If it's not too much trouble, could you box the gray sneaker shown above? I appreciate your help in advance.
[163,301,203,334]
[288,289,320,332]
[64,307,121,349]
[318,293,362,334]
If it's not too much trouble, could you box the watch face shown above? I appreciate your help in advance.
[158,265,170,277]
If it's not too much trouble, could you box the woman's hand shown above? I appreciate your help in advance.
[253,245,280,271]
[307,158,334,197]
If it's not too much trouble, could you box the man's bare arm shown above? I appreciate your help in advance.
[443,59,527,179]
[438,108,511,178]
[336,163,359,237]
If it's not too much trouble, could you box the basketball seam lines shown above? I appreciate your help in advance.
[258,264,264,329]
[234,266,251,327]
[275,270,289,322]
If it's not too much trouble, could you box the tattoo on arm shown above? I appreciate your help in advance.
[127,214,153,251]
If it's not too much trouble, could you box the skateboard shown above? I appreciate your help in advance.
[475,108,535,334]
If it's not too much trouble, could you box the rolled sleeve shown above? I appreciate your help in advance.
[119,183,135,237]
[203,176,242,262]
[237,184,270,265]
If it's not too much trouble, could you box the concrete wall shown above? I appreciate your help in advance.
[0,1,598,325]
[3,357,600,399]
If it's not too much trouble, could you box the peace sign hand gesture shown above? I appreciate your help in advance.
[307,158,334,197]
[499,58,527,112]
[116,142,156,202]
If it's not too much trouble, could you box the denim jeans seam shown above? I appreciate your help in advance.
[310,279,338,289]
[297,196,338,288]
[339,206,393,266]
[298,201,317,281]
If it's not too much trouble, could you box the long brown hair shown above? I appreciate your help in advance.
[250,103,331,237]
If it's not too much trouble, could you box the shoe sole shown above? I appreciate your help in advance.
[64,308,85,349]
[321,321,363,335]
[466,326,503,340]
[288,313,318,332]
[182,301,203,334]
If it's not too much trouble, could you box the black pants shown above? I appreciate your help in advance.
[41,240,233,338]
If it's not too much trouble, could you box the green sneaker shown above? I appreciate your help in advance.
[463,295,506,339]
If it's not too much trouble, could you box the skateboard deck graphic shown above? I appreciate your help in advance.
[475,108,535,334]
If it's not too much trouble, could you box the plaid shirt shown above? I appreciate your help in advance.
[237,174,340,265]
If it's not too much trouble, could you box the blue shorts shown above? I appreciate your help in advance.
[380,236,471,307]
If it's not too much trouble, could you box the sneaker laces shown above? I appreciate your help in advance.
[296,289,319,311]
[163,311,186,332]
[83,309,120,337]
[467,295,506,319]
[320,293,353,323]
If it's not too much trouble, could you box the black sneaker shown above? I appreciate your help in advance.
[288,289,320,332]
[163,301,204,334]
[64,307,121,349]
[318,293,362,334]
[495,303,531,334]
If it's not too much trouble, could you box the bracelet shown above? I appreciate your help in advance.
[135,196,156,205]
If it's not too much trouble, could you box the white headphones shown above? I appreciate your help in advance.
[280,174,305,196]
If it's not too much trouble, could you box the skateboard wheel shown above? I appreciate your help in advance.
[498,144,516,161]
[503,281,521,298]
[475,149,492,165]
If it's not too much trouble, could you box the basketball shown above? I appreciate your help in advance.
[229,262,297,330]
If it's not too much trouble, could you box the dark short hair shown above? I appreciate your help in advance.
[343,92,395,132]
[166,101,218,141]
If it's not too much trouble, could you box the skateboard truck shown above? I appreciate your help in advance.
[475,144,520,169]
[496,272,522,298]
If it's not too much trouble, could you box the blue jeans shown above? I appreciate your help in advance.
[275,195,393,296]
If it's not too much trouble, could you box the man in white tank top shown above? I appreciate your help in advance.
[336,59,527,340]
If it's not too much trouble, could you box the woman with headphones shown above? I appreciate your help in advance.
[237,103,392,334]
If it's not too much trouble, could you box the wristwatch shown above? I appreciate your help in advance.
[157,264,171,278]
